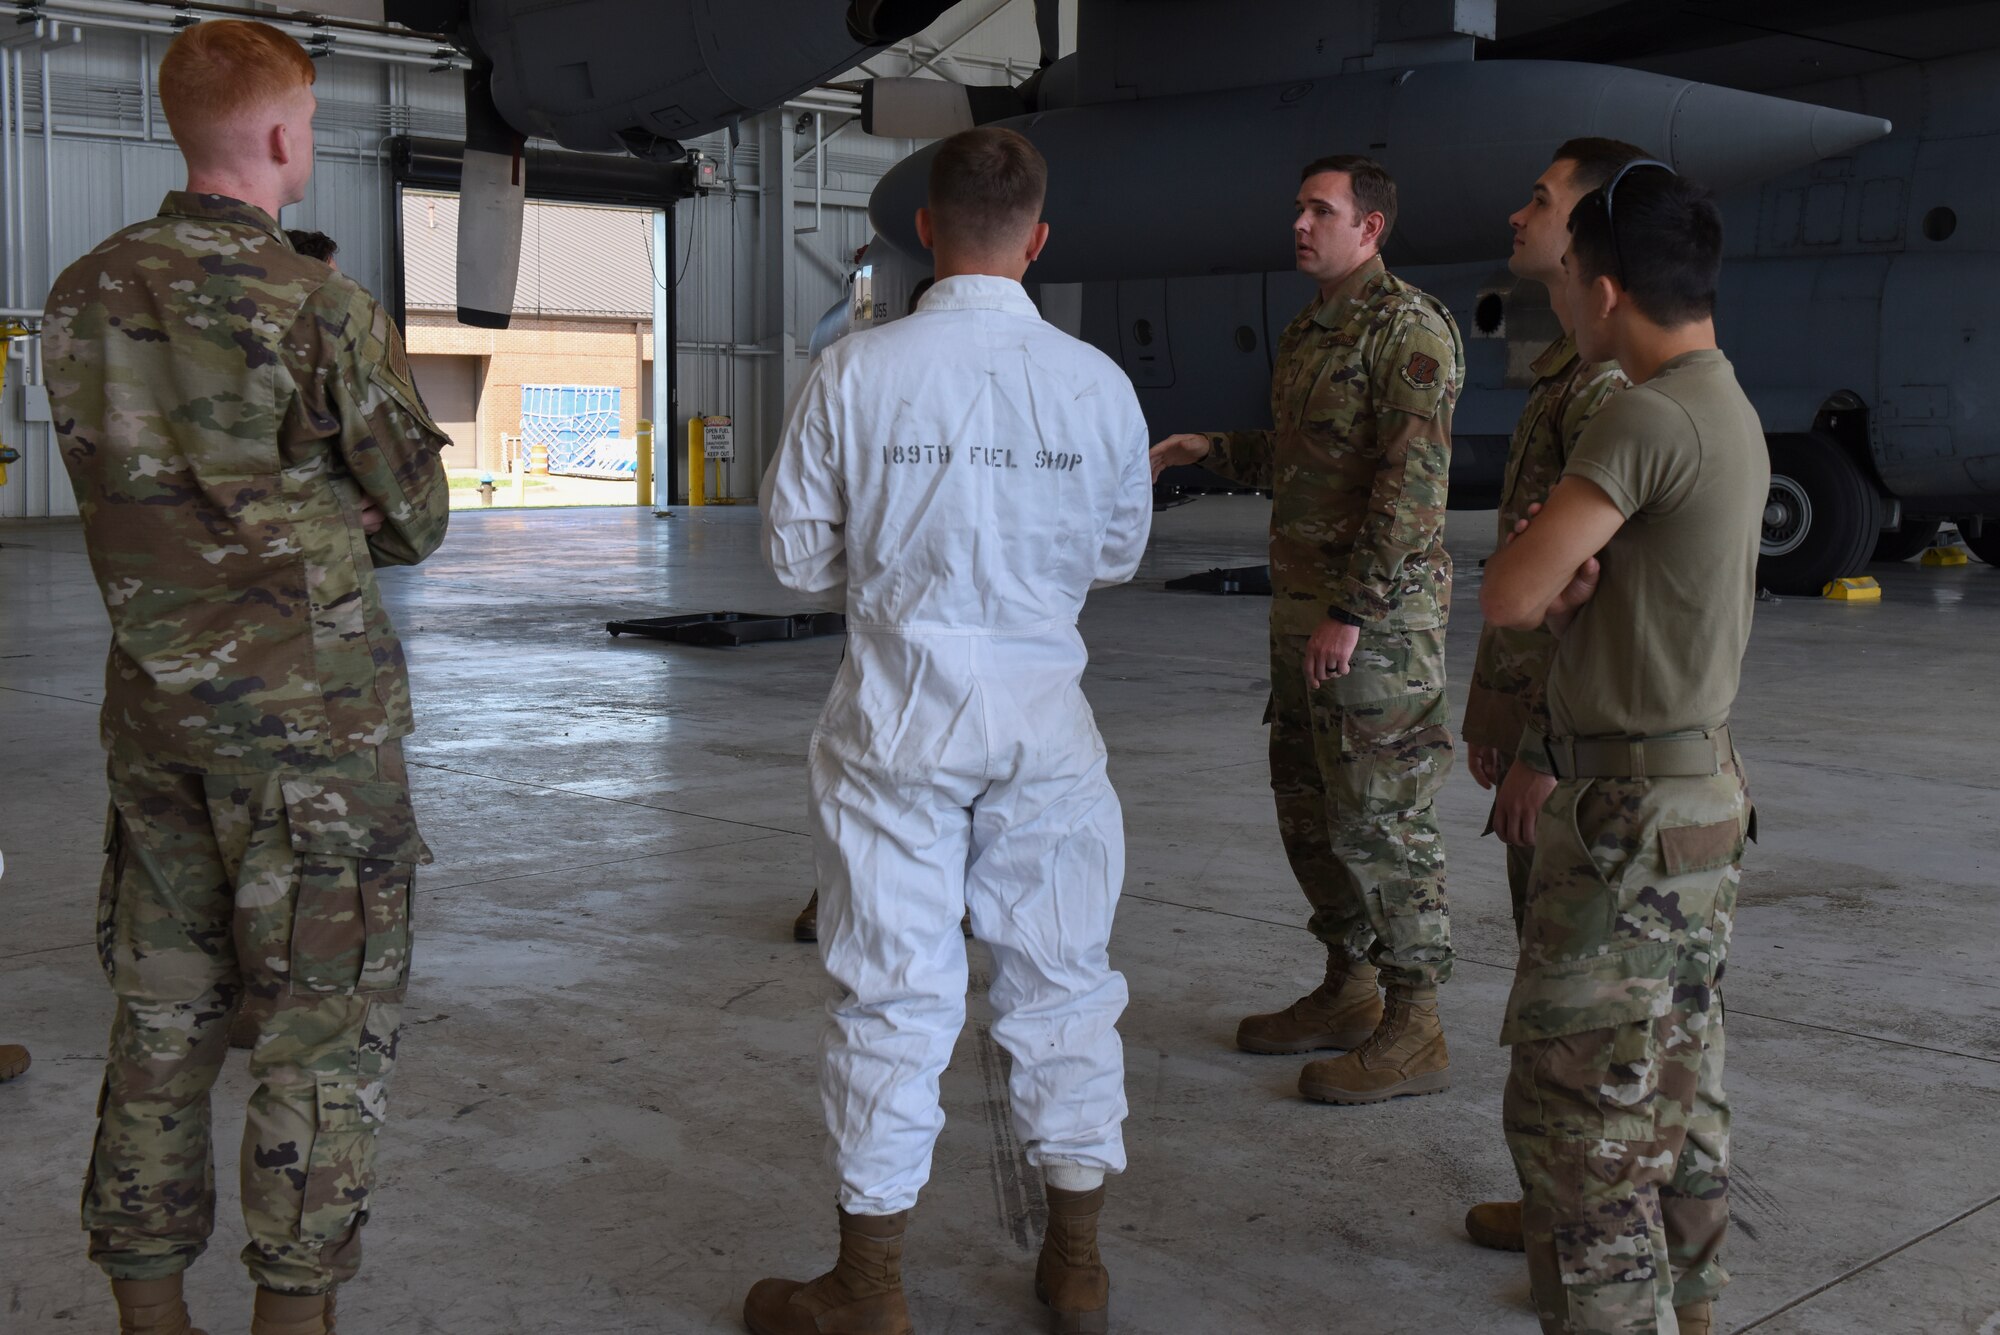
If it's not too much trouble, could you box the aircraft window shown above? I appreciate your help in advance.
[1133,319,1155,347]
[1475,293,1505,335]
[1234,326,1258,352]
[1924,207,1958,242]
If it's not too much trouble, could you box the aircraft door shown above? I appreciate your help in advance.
[1083,275,1272,461]
[1878,252,2000,502]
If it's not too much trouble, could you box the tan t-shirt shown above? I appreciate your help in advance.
[1545,349,1769,739]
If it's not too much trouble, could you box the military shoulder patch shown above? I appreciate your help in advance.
[1400,351,1441,391]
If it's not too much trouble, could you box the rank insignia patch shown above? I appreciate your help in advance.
[1401,352,1441,390]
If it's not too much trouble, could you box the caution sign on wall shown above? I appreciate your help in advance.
[702,415,734,462]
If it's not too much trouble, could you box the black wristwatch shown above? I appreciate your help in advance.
[1327,606,1366,628]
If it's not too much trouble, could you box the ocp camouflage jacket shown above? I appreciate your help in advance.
[1462,334,1627,755]
[1202,256,1463,635]
[43,192,451,770]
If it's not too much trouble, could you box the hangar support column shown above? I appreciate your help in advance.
[756,110,800,493]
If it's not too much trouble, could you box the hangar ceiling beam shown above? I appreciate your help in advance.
[17,0,467,70]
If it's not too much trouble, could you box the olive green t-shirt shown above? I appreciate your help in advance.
[1544,349,1769,740]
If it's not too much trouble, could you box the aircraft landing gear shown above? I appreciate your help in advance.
[1871,517,1943,564]
[1953,515,2000,566]
[1758,433,1884,595]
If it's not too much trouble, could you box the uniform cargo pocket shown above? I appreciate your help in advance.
[295,1076,378,1245]
[1513,1018,1665,1144]
[1331,690,1452,818]
[1660,818,1745,876]
[1501,942,1675,1046]
[282,777,429,996]
[1326,630,1448,705]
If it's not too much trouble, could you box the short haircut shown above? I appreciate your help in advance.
[1299,154,1398,244]
[926,127,1047,251]
[1567,169,1724,327]
[159,20,316,154]
[286,229,338,263]
[1552,137,1655,193]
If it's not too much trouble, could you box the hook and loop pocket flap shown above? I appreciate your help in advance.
[1501,942,1675,1046]
[1659,818,1744,877]
[282,777,429,995]
[281,777,432,866]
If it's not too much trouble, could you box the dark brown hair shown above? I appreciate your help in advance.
[927,127,1047,250]
[1299,154,1398,244]
[286,229,338,263]
[1553,137,1654,193]
[1568,169,1723,326]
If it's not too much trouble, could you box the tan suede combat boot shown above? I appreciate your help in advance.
[1035,1184,1110,1334]
[1675,1300,1714,1335]
[1236,958,1382,1054]
[1297,983,1450,1103]
[111,1277,207,1335]
[0,1043,30,1081]
[1464,1199,1525,1251]
[744,1209,912,1335]
[249,1287,335,1335]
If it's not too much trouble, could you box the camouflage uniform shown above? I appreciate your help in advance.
[1501,763,1747,1332]
[1461,336,1626,926]
[1203,256,1462,989]
[1497,348,1768,1333]
[42,192,449,1294]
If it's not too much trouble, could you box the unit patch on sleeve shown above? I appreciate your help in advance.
[1401,351,1441,391]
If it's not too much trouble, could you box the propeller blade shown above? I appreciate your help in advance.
[456,64,525,330]
[861,77,1027,137]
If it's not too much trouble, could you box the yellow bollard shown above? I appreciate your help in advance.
[687,416,706,506]
[635,419,653,508]
[0,320,30,487]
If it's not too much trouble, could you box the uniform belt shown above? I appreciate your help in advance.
[1531,726,1734,780]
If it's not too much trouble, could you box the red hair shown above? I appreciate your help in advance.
[159,20,315,150]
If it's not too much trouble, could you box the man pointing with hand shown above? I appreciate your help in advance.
[1151,154,1463,1106]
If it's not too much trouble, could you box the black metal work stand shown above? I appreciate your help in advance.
[605,611,846,646]
[1164,565,1272,595]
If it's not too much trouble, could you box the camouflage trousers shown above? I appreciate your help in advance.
[1501,766,1748,1334]
[1485,748,1536,933]
[1268,627,1454,989]
[84,738,429,1294]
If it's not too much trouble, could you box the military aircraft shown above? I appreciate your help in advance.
[395,0,2000,595]
[860,1,2000,594]
[383,0,963,324]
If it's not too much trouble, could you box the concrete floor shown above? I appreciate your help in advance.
[3,497,1998,1334]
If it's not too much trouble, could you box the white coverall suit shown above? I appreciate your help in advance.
[761,273,1154,1215]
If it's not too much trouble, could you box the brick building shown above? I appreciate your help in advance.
[401,191,657,472]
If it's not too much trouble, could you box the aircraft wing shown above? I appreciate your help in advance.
[1488,0,2000,90]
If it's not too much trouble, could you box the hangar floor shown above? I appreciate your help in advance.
[3,498,1998,1335]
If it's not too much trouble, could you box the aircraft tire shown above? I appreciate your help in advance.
[1952,516,2000,566]
[1757,434,1883,596]
[1871,517,1942,564]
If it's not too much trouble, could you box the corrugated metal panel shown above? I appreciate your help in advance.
[403,191,656,318]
